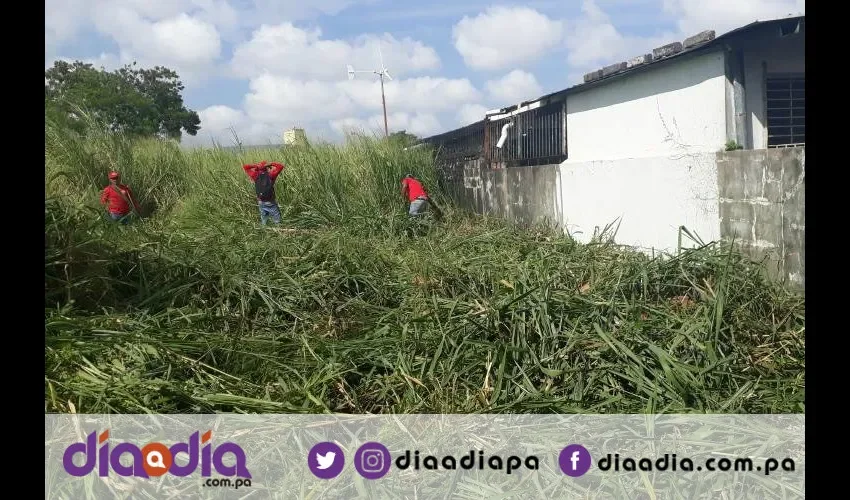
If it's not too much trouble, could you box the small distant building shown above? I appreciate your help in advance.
[283,128,307,146]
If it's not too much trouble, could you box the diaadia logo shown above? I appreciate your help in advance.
[62,430,252,479]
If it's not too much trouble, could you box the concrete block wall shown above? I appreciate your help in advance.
[716,147,805,290]
[435,160,473,210]
[438,148,804,293]
[443,160,562,227]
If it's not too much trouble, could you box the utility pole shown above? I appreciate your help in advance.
[347,42,393,138]
[380,73,388,137]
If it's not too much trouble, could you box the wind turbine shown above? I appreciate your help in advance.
[347,43,393,138]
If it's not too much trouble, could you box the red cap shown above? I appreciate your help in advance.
[108,171,120,179]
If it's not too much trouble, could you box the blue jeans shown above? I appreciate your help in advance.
[108,212,130,225]
[409,197,429,216]
[258,201,281,225]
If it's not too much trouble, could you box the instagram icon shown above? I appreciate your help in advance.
[354,442,391,479]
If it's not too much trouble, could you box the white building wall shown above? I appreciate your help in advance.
[556,51,727,252]
[556,154,719,252]
[564,51,728,162]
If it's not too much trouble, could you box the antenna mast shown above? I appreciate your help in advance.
[377,44,389,138]
[346,42,393,138]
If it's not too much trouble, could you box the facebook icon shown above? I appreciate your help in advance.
[559,444,592,477]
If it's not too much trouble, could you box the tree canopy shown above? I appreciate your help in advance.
[388,130,419,146]
[45,60,200,140]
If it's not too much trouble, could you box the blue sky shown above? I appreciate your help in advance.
[45,0,804,147]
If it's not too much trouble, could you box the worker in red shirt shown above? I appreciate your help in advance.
[100,171,140,224]
[401,174,435,217]
[242,160,285,225]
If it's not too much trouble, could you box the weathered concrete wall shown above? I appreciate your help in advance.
[439,148,803,292]
[716,147,805,290]
[446,160,562,227]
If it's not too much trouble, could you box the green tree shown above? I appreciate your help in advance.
[45,60,200,140]
[388,130,419,147]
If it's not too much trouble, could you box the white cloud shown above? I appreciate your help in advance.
[456,104,488,126]
[452,6,564,71]
[559,1,677,84]
[45,0,197,60]
[241,74,480,123]
[198,105,248,134]
[115,0,195,20]
[330,111,442,137]
[344,77,481,113]
[187,106,445,148]
[224,0,374,31]
[565,1,629,68]
[231,23,440,80]
[194,105,248,143]
[485,70,543,106]
[662,0,806,36]
[44,0,373,46]
[192,74,478,145]
[328,117,369,136]
[88,7,221,83]
[45,0,91,59]
[243,76,358,124]
[45,1,376,73]
[185,104,286,147]
[150,14,221,64]
[45,0,478,145]
[393,112,443,137]
[192,0,241,37]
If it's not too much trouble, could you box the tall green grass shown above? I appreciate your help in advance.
[44,116,804,414]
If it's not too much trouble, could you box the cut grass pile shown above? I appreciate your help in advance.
[44,117,805,414]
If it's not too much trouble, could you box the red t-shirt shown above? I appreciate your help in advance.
[100,184,138,216]
[243,162,284,182]
[243,162,284,201]
[402,177,427,201]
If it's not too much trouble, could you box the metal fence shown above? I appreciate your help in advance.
[421,99,567,168]
[484,101,566,167]
[421,120,485,163]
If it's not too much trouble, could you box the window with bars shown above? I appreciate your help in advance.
[765,75,804,147]
[484,101,567,167]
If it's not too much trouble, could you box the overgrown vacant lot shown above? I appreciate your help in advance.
[45,120,805,414]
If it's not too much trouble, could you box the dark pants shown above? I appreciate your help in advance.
[259,201,281,225]
[108,211,130,225]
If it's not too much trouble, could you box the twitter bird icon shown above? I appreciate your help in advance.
[316,451,336,469]
[308,442,345,479]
